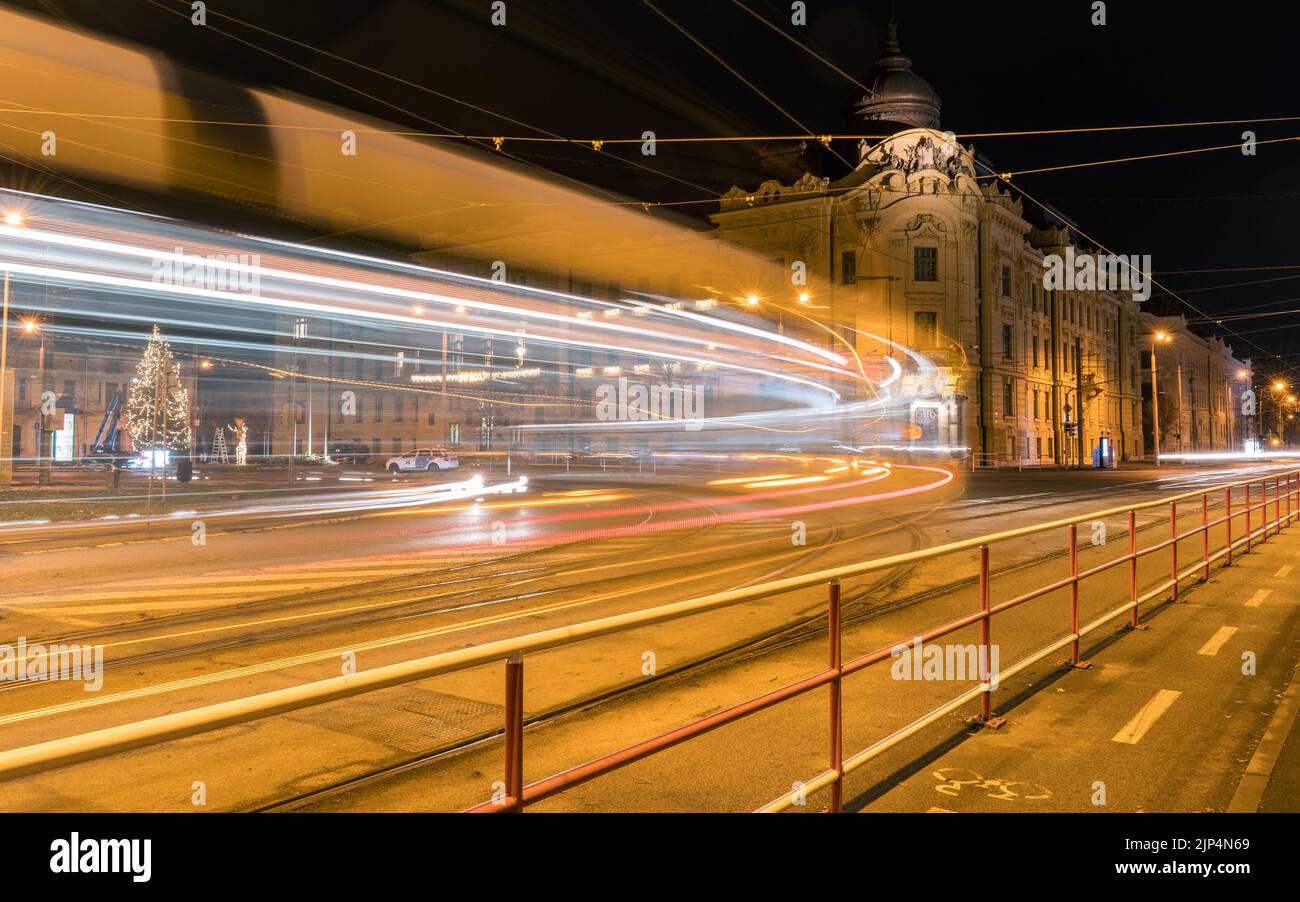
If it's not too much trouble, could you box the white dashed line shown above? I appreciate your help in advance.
[1275,564,1295,579]
[1112,689,1182,745]
[1246,589,1272,608]
[1196,626,1238,656]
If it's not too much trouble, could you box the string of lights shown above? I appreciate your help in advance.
[6,107,1297,147]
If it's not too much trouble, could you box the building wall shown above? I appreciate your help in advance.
[711,128,1146,464]
[1,336,142,464]
[1141,313,1252,455]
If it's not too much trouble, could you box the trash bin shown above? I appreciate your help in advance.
[177,457,193,483]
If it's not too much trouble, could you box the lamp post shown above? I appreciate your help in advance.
[290,317,307,485]
[0,211,24,486]
[0,267,10,487]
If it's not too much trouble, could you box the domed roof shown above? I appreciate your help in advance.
[853,19,941,131]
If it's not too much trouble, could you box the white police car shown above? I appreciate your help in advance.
[385,447,459,474]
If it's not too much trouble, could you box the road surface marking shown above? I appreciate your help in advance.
[1246,589,1272,608]
[926,807,953,813]
[1112,689,1182,745]
[0,542,841,725]
[1196,626,1238,656]
[1275,564,1295,579]
[35,599,271,615]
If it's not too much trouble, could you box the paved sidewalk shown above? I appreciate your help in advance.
[869,526,1300,813]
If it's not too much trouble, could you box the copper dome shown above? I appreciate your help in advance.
[854,20,942,132]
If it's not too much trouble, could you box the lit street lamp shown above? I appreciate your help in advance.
[0,210,24,486]
[1150,330,1173,466]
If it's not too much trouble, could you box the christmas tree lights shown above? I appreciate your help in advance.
[125,325,192,455]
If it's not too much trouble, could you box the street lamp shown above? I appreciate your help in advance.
[290,317,307,484]
[20,319,52,485]
[0,211,26,486]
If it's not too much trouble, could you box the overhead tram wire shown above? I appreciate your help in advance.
[146,0,849,242]
[141,0,655,219]
[975,133,1300,179]
[144,0,839,253]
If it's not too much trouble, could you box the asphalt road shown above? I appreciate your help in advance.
[0,456,1296,811]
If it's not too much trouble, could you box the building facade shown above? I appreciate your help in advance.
[710,25,1147,465]
[1141,313,1252,456]
[1,331,155,465]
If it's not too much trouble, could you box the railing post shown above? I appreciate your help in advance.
[1245,482,1252,553]
[1169,500,1179,602]
[503,653,524,812]
[978,544,992,723]
[827,580,843,814]
[1069,524,1080,664]
[1224,486,1233,566]
[1201,493,1210,581]
[1128,509,1139,628]
[1276,477,1282,535]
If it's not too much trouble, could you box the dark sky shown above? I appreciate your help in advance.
[8,0,1300,373]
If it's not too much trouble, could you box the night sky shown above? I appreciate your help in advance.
[8,0,1300,372]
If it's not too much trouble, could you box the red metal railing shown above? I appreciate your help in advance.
[468,470,1300,813]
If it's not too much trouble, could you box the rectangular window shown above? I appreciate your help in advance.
[1033,388,1039,419]
[1003,379,1014,417]
[840,249,857,285]
[1002,324,1013,359]
[391,438,402,455]
[1000,265,1011,297]
[427,411,436,425]
[913,246,937,282]
[394,396,404,423]
[373,397,384,423]
[914,311,938,346]
[1036,436,1043,459]
[1032,336,1040,368]
[449,423,461,445]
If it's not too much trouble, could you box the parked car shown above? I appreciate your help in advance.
[329,442,371,465]
[385,447,459,474]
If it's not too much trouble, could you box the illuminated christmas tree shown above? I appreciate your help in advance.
[125,325,192,454]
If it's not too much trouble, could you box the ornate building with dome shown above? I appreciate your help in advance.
[712,20,1157,465]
